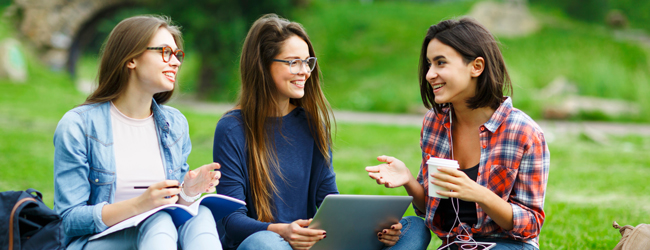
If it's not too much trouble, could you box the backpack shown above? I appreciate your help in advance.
[613,221,650,250]
[0,189,65,250]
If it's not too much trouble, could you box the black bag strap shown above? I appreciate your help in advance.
[25,188,43,201]
[9,197,37,250]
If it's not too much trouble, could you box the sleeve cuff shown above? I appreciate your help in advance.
[93,202,109,233]
[506,203,529,239]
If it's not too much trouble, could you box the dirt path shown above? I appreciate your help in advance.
[170,97,650,138]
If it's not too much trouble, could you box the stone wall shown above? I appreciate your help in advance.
[6,0,144,70]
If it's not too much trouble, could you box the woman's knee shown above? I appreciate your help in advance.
[139,211,178,237]
[142,211,176,230]
[137,211,178,248]
[402,216,429,234]
[237,231,291,250]
[178,205,220,241]
[192,206,217,227]
[399,216,431,247]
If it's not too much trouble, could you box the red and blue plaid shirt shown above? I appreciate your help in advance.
[415,97,550,248]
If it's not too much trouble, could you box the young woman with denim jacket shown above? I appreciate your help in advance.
[53,15,221,250]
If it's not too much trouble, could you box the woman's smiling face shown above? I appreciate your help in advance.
[128,27,181,96]
[425,38,477,107]
[270,35,311,103]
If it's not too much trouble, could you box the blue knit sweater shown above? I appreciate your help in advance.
[213,107,338,250]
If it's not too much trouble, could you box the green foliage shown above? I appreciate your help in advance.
[153,0,295,101]
[608,0,650,32]
[529,0,609,23]
[293,1,475,113]
[529,0,650,32]
[499,16,650,122]
[73,1,297,102]
[0,0,11,9]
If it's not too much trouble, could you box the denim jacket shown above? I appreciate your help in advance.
[53,100,191,249]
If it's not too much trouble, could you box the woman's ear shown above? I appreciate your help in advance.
[470,57,485,77]
[126,58,136,69]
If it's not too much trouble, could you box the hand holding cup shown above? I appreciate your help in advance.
[427,157,459,198]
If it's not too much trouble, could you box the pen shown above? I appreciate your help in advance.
[134,185,179,189]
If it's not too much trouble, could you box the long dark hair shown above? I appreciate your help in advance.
[84,15,183,105]
[237,13,334,222]
[419,17,512,113]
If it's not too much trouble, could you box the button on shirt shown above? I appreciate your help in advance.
[415,97,550,248]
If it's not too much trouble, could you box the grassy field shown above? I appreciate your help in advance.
[2,3,650,249]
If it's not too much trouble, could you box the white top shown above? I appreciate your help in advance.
[110,102,166,203]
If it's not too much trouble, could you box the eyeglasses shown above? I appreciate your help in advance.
[272,57,317,74]
[146,46,184,63]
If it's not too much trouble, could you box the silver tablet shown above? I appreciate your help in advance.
[308,194,413,250]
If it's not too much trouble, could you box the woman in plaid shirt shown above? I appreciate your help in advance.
[366,18,550,250]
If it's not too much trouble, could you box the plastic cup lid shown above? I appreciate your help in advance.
[426,157,459,168]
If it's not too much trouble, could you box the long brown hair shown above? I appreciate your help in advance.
[84,15,183,105]
[238,13,334,222]
[419,17,512,113]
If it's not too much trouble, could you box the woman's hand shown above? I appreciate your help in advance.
[433,166,515,230]
[271,219,326,250]
[378,222,402,246]
[182,162,221,196]
[102,180,180,227]
[135,180,180,213]
[365,155,412,188]
[431,167,486,202]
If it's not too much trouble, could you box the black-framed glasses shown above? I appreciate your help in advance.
[272,57,317,74]
[146,46,184,63]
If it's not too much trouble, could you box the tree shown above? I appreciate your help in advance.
[155,0,295,101]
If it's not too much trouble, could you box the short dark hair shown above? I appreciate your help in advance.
[419,17,512,113]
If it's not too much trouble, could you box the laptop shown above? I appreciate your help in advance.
[308,194,413,250]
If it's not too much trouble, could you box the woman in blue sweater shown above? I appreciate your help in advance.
[212,13,335,250]
[213,14,428,250]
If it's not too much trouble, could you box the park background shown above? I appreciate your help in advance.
[1,0,649,249]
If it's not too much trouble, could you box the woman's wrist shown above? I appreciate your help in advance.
[474,184,496,206]
[267,223,289,237]
[403,174,419,194]
[179,182,202,202]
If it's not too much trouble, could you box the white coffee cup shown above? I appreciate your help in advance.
[427,157,460,198]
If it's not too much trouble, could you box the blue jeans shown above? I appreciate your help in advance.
[237,216,430,250]
[83,205,221,250]
[382,216,431,250]
[237,231,292,250]
[438,237,539,250]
